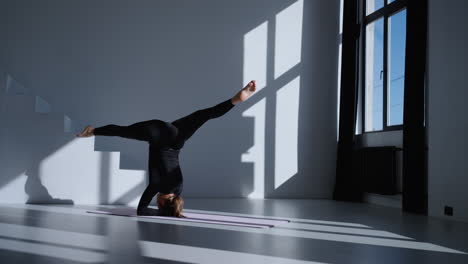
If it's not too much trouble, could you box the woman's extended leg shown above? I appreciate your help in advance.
[171,99,235,142]
[171,80,257,142]
[77,120,156,142]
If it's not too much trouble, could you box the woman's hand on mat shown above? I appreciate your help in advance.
[231,80,257,105]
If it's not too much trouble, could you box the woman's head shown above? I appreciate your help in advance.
[157,194,184,218]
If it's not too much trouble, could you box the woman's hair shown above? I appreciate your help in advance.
[159,195,184,218]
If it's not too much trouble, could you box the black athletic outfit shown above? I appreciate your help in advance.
[93,99,235,215]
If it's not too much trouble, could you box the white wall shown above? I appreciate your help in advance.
[0,0,340,203]
[427,0,468,221]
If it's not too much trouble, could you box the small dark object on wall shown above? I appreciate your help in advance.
[444,206,453,216]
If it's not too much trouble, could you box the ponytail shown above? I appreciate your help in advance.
[160,195,184,218]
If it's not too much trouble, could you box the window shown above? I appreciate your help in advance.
[365,18,384,131]
[362,0,407,133]
[387,9,406,126]
[366,0,384,15]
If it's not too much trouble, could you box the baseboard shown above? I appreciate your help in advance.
[363,192,402,209]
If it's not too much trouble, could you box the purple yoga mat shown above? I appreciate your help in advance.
[86,208,289,228]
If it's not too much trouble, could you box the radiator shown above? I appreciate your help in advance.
[356,146,399,195]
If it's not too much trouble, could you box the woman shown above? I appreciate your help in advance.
[77,81,257,217]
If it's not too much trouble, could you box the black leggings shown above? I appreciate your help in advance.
[93,98,235,213]
[93,99,235,145]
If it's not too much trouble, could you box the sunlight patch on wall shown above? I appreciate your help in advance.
[274,0,304,79]
[40,137,102,204]
[243,21,268,91]
[242,0,304,196]
[38,137,146,205]
[109,157,146,206]
[274,77,300,189]
[35,96,51,113]
[241,98,266,198]
[6,74,29,95]
[0,174,27,203]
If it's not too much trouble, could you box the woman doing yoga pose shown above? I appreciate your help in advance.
[77,81,257,217]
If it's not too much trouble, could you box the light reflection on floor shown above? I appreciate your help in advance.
[0,202,467,264]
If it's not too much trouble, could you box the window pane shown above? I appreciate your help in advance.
[365,18,384,132]
[387,9,406,126]
[366,0,385,15]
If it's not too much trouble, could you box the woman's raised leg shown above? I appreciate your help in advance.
[171,80,257,142]
[171,99,234,142]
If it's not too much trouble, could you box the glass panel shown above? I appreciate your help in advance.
[366,0,385,15]
[387,9,406,126]
[365,18,384,132]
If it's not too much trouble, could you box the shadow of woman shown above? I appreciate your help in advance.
[24,164,74,205]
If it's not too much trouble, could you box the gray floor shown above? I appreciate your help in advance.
[0,199,467,264]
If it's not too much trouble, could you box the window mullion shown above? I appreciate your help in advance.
[361,0,366,134]
[383,15,389,130]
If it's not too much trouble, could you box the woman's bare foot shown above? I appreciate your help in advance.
[76,125,95,137]
[231,80,257,105]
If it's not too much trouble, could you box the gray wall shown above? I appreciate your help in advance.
[0,0,340,202]
[427,0,468,221]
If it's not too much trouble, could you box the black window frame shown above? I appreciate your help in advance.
[360,0,408,134]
